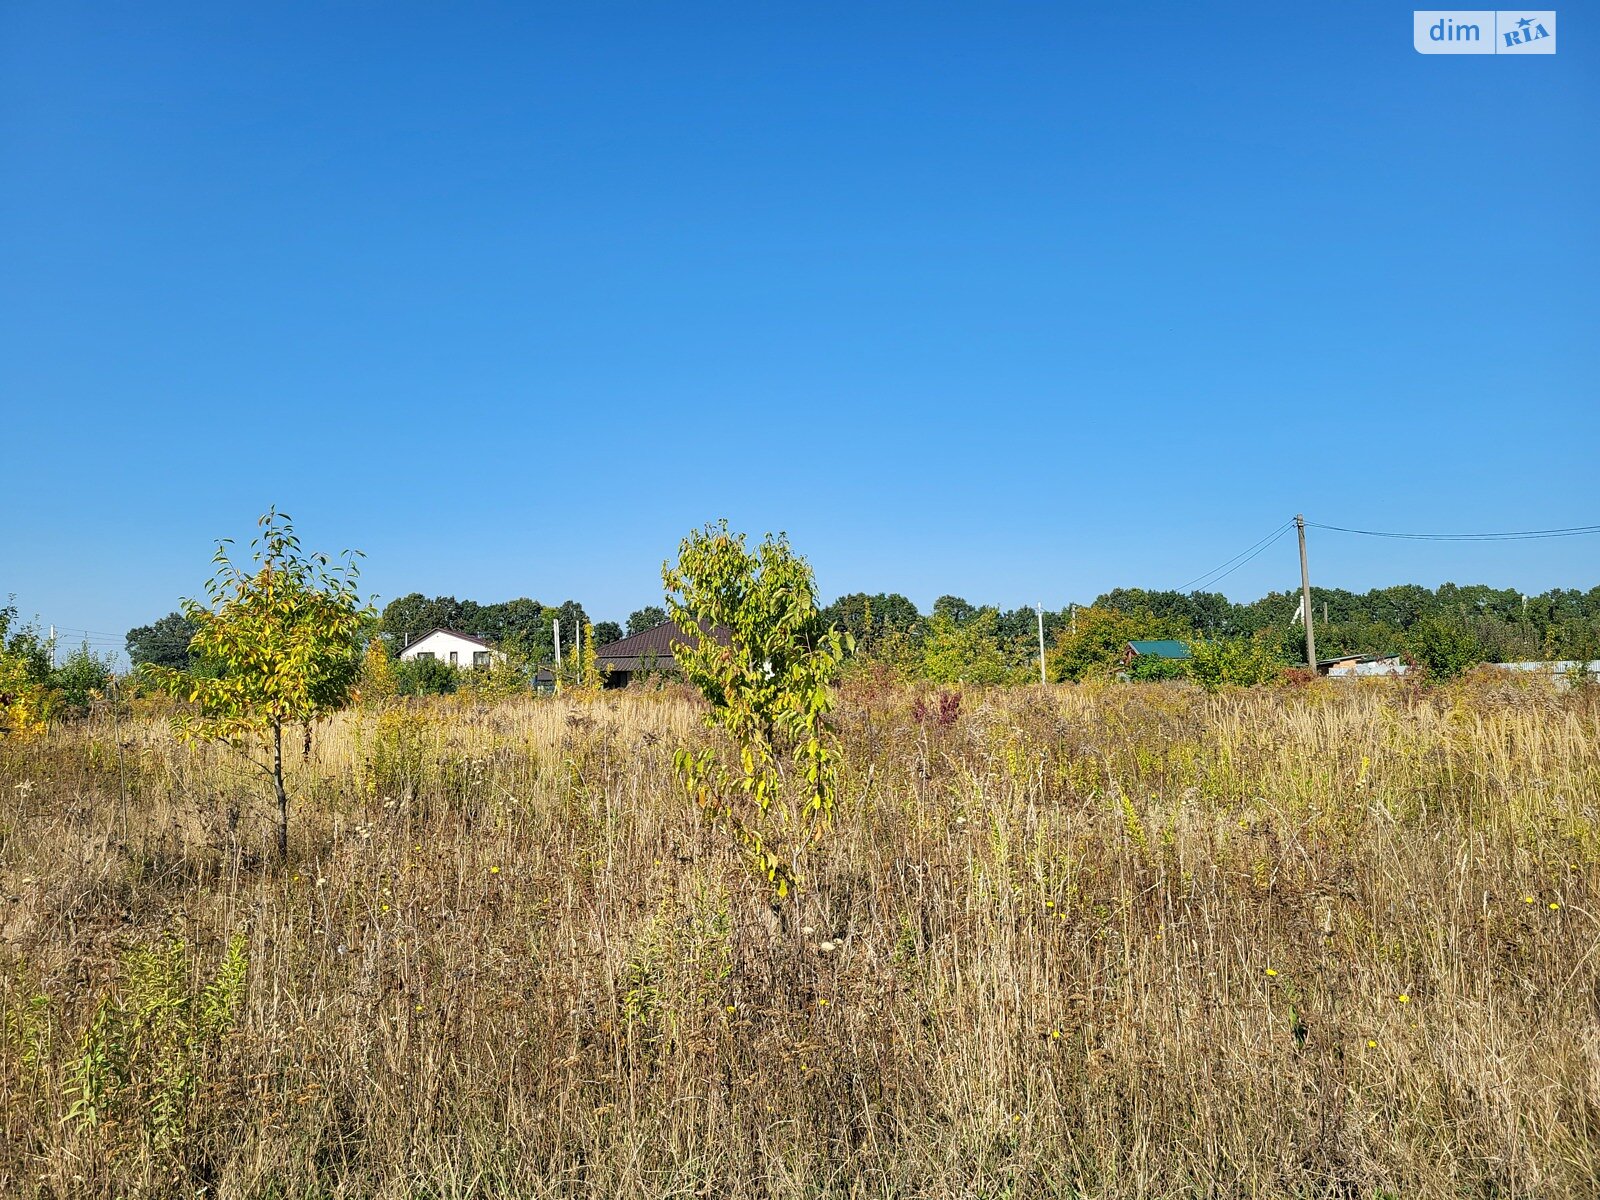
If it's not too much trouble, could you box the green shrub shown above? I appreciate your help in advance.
[1406,613,1485,678]
[395,656,459,695]
[51,644,115,715]
[1186,633,1286,691]
[919,610,1017,684]
[1127,653,1189,682]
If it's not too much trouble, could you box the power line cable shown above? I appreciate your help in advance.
[1308,521,1600,542]
[1174,515,1596,596]
[1190,524,1296,592]
[1175,520,1295,593]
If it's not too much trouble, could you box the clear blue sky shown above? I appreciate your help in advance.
[2,3,1596,655]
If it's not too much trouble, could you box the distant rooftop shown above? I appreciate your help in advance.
[593,620,730,672]
[403,627,494,650]
[1127,639,1192,660]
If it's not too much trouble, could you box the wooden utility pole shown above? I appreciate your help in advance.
[1296,514,1316,669]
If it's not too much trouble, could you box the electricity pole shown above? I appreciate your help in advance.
[1036,603,1047,686]
[1296,514,1316,670]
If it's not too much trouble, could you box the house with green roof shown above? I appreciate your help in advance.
[1122,639,1192,669]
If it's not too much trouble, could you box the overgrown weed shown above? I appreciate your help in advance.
[0,681,1596,1197]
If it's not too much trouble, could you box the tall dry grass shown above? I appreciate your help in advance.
[1,678,1597,1198]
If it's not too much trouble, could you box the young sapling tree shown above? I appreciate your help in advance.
[148,510,371,858]
[664,520,850,899]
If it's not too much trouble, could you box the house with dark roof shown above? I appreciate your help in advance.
[593,621,730,687]
[398,627,500,669]
[1122,639,1192,668]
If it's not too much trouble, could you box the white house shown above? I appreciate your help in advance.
[397,628,500,669]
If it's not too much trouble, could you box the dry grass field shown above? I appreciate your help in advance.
[2,677,1598,1199]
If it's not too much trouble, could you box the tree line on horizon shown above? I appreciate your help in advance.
[121,579,1600,687]
[822,581,1600,681]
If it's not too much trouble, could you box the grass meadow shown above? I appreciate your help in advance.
[1,677,1598,1198]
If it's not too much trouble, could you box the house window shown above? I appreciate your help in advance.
[415,651,435,661]
[473,651,491,668]
[449,651,459,666]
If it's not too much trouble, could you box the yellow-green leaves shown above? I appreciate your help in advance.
[663,521,848,897]
[147,510,372,854]
[0,603,54,739]
[151,510,369,737]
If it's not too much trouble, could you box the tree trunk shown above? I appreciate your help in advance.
[272,719,289,859]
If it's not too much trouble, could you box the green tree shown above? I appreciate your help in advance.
[919,610,1015,684]
[147,510,371,858]
[125,612,198,671]
[359,638,398,704]
[591,620,623,647]
[506,620,554,670]
[553,601,589,653]
[822,592,921,649]
[1094,588,1241,637]
[663,521,850,898]
[1186,633,1286,691]
[52,643,114,715]
[0,601,54,738]
[474,597,546,646]
[1048,605,1187,682]
[379,593,465,650]
[931,595,978,626]
[628,605,668,635]
[557,621,607,692]
[460,638,540,699]
[507,601,592,668]
[993,606,1041,652]
[394,655,459,696]
[1406,613,1484,679]
[1543,616,1600,663]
